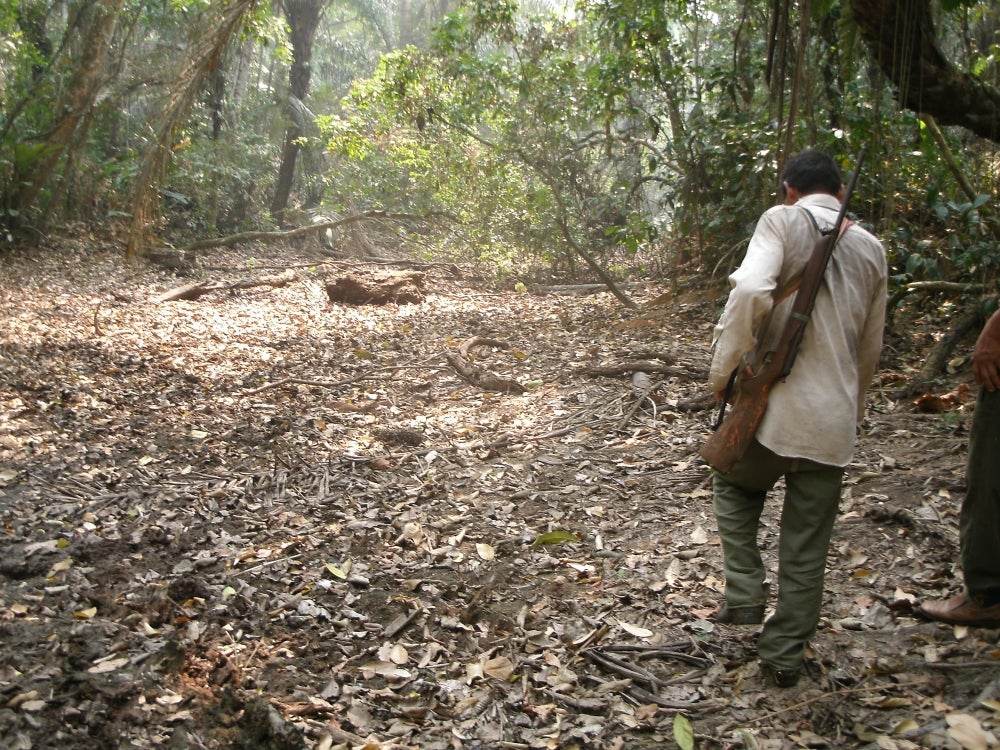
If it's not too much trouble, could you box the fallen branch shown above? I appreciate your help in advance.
[383,606,425,639]
[583,648,722,712]
[601,644,714,669]
[865,503,957,543]
[153,280,226,303]
[887,280,989,316]
[458,335,511,359]
[154,270,298,303]
[582,648,663,689]
[892,297,989,398]
[444,349,526,394]
[627,683,725,712]
[541,688,607,712]
[199,258,462,274]
[618,376,664,430]
[674,392,715,412]
[232,553,304,577]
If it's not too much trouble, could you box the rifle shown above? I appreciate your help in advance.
[700,146,867,474]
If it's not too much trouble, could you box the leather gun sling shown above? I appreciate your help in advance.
[770,207,853,306]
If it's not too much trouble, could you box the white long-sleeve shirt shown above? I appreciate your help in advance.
[708,193,888,467]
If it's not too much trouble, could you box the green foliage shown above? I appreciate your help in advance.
[318,0,695,280]
[863,108,1000,291]
[905,190,996,282]
[2,0,1000,286]
[164,133,278,236]
[10,140,52,176]
[156,79,283,236]
[314,0,1000,283]
[312,32,533,274]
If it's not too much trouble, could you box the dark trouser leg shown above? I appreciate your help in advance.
[756,462,843,671]
[961,387,1000,601]
[712,441,785,608]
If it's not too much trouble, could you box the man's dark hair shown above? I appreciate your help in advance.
[782,149,842,196]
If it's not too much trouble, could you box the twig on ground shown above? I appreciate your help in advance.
[583,648,663,689]
[233,552,305,577]
[384,606,426,639]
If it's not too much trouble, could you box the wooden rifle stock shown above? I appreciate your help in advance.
[700,146,867,473]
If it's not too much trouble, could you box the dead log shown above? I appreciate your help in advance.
[154,270,299,303]
[153,280,226,303]
[229,269,298,290]
[356,258,462,276]
[325,271,425,305]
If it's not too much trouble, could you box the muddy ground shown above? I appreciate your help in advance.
[0,238,997,749]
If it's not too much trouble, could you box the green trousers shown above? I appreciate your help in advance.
[712,440,843,671]
[961,386,1000,599]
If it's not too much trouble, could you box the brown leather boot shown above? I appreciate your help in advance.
[919,593,1000,627]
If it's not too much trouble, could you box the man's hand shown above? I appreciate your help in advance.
[973,310,1000,392]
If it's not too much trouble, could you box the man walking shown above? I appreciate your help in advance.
[706,149,888,687]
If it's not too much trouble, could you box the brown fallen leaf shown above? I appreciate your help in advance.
[912,382,969,412]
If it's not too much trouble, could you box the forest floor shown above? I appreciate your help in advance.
[1,236,997,750]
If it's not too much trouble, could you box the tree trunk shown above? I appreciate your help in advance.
[126,1,259,260]
[270,0,324,225]
[848,0,1000,143]
[11,0,125,218]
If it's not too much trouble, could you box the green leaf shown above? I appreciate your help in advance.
[530,530,579,547]
[325,563,348,579]
[674,713,695,750]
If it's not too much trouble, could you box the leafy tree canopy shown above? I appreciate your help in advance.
[0,0,998,295]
